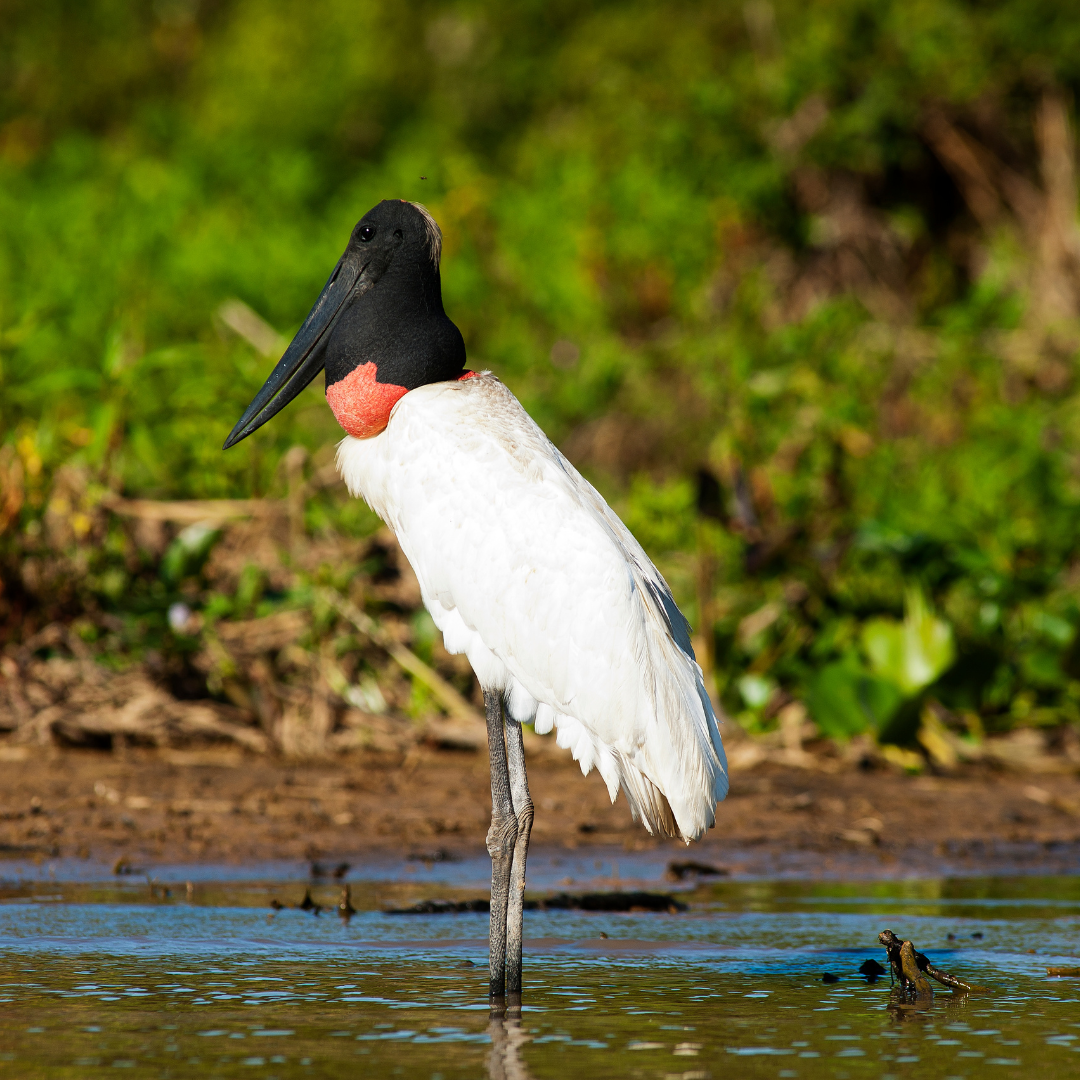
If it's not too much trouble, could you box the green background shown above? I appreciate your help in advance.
[4,0,1080,743]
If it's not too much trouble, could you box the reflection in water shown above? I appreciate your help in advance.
[488,1016,534,1080]
[887,985,936,1022]
[887,984,979,1029]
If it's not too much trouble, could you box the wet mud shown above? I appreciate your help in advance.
[1,746,1079,880]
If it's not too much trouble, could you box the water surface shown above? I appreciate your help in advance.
[1,875,1078,1078]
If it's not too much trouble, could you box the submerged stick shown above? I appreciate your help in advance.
[878,929,983,993]
[899,940,933,994]
[921,956,983,991]
[878,929,907,985]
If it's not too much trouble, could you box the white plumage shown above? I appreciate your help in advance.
[337,371,728,842]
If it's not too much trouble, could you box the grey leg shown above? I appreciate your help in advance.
[504,717,533,1010]
[485,690,518,1010]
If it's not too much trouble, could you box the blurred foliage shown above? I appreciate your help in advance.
[5,0,1080,745]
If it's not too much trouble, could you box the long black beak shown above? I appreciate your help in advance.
[223,255,362,449]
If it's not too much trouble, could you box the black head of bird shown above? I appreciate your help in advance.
[224,200,466,450]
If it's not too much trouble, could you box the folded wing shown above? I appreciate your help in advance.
[338,375,727,841]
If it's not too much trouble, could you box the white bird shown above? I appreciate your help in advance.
[224,200,728,1011]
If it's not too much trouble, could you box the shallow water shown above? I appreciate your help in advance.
[1,874,1079,1078]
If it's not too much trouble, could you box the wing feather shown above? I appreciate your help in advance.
[337,374,727,840]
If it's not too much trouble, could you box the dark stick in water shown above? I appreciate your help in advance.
[878,929,983,993]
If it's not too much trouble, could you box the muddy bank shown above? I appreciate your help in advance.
[2,744,1079,878]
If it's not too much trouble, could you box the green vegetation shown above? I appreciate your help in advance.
[4,0,1080,749]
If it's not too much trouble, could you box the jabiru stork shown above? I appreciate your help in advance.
[224,200,728,1011]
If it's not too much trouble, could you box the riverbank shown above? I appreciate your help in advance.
[2,744,1078,879]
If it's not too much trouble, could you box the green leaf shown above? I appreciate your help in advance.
[805,654,903,739]
[1020,648,1066,689]
[737,673,774,710]
[861,589,955,695]
[160,523,221,585]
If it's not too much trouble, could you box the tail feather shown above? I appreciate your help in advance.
[632,566,728,841]
[612,748,679,838]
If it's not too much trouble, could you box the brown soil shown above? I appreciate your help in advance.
[2,745,1079,878]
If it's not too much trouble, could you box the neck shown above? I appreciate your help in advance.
[323,259,466,439]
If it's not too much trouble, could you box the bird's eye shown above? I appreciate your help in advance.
[394,229,403,240]
[359,225,375,242]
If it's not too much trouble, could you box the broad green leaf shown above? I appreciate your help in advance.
[806,655,903,739]
[737,674,774,710]
[861,590,955,696]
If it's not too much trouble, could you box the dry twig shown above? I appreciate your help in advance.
[314,587,484,730]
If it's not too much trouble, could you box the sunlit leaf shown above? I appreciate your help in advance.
[805,655,903,739]
[861,590,955,696]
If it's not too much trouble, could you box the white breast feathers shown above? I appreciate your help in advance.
[336,373,728,842]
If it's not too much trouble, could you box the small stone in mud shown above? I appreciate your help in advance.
[971,931,984,940]
[822,972,840,983]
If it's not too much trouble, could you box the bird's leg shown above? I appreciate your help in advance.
[504,716,533,1012]
[485,690,518,1012]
